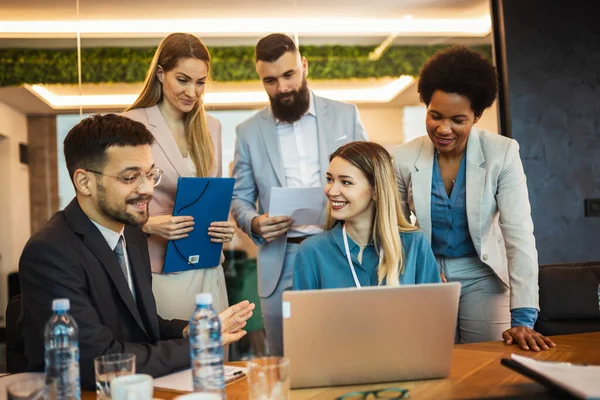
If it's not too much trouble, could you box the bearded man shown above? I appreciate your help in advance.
[231,33,368,355]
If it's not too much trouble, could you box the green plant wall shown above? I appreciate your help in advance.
[0,45,491,87]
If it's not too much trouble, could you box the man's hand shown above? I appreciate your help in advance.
[251,213,293,242]
[502,326,556,351]
[219,300,256,345]
[183,300,256,345]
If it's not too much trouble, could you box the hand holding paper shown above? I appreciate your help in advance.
[251,213,293,242]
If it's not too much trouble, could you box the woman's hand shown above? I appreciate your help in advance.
[219,300,256,345]
[142,215,194,240]
[208,221,236,243]
[502,326,556,351]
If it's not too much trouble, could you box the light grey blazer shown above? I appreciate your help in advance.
[231,93,368,297]
[394,128,539,310]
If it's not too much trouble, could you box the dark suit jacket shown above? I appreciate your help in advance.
[19,199,190,389]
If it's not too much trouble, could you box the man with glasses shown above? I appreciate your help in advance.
[18,114,253,389]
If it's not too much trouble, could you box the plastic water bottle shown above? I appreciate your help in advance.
[44,298,81,400]
[189,293,226,398]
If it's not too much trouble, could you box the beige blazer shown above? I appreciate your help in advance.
[394,128,539,310]
[123,105,222,273]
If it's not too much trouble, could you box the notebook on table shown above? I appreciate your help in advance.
[501,353,600,399]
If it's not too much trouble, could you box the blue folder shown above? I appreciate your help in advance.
[163,177,235,273]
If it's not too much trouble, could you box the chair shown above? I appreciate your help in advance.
[534,261,600,336]
[5,294,27,373]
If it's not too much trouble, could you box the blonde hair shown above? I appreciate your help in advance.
[326,141,417,286]
[126,33,215,177]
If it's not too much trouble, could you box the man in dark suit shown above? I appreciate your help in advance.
[19,114,254,389]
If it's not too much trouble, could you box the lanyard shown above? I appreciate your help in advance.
[342,224,383,288]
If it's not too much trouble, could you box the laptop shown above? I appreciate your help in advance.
[282,282,460,388]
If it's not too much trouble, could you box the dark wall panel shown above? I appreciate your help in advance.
[495,0,600,263]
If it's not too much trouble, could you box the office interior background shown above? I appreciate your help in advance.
[0,0,598,366]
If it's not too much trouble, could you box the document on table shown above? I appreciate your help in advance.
[269,187,325,226]
[153,366,247,392]
[503,354,600,399]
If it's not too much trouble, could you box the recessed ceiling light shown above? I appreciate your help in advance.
[0,17,491,38]
[25,76,414,108]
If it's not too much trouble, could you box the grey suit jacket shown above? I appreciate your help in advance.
[231,93,368,297]
[394,128,539,310]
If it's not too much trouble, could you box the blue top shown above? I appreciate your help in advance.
[430,154,477,257]
[430,154,537,329]
[293,222,442,290]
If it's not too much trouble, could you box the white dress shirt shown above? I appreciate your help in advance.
[276,92,324,237]
[91,220,136,298]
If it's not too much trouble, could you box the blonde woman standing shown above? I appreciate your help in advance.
[293,141,440,290]
[123,33,233,319]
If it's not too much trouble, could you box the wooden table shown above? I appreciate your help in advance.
[84,332,600,399]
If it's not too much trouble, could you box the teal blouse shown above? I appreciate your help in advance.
[293,222,442,290]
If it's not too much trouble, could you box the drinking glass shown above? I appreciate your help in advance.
[7,376,57,400]
[94,353,136,399]
[247,356,290,400]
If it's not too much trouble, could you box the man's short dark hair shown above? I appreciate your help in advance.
[63,113,154,181]
[255,33,298,62]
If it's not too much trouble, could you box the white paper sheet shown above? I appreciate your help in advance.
[510,354,600,398]
[153,366,246,392]
[268,187,325,226]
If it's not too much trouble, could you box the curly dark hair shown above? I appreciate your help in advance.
[417,46,498,117]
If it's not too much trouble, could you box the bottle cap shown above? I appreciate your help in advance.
[195,293,213,305]
[52,298,70,311]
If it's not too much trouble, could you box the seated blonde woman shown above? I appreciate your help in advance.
[293,141,441,290]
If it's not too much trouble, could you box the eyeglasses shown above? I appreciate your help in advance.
[336,388,409,400]
[85,168,163,188]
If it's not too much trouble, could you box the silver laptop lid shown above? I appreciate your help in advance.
[282,282,460,389]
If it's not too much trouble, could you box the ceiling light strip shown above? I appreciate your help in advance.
[0,17,491,37]
[26,76,414,109]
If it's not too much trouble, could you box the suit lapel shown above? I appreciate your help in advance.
[465,129,486,252]
[124,227,158,341]
[259,108,285,187]
[64,200,149,337]
[145,105,190,177]
[411,138,435,241]
[314,94,332,186]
